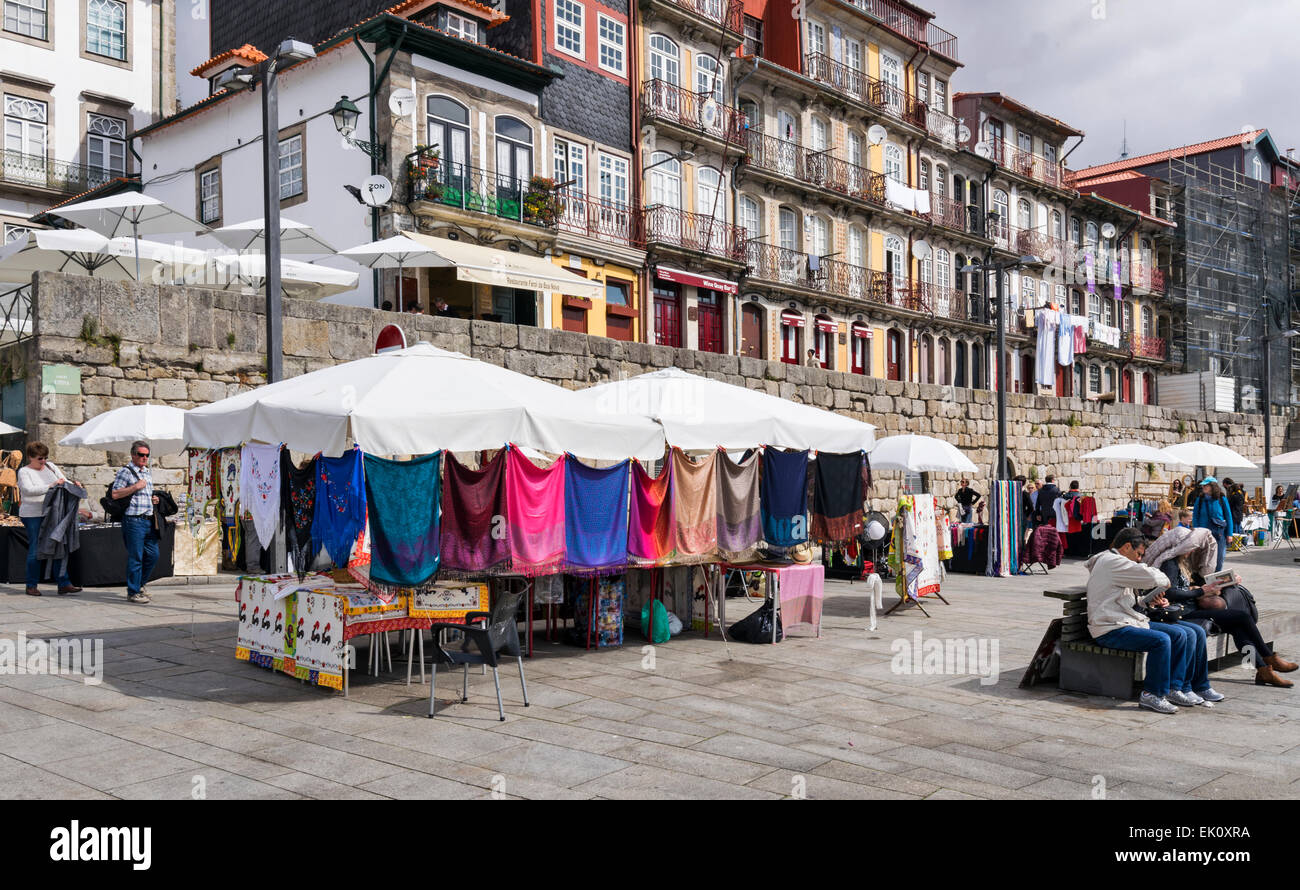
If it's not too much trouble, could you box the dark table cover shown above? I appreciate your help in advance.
[0,523,175,586]
[948,525,988,574]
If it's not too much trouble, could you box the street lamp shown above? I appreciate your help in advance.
[1237,326,1300,481]
[330,95,386,159]
[217,38,318,385]
[642,149,694,172]
[960,253,1042,481]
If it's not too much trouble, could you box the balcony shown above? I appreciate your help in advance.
[990,141,1066,190]
[926,191,971,233]
[1126,334,1168,361]
[929,285,981,323]
[410,161,562,229]
[802,53,927,128]
[641,79,745,145]
[643,204,746,262]
[926,107,959,150]
[841,0,959,62]
[744,131,885,205]
[556,191,641,248]
[747,242,892,304]
[663,0,743,32]
[1132,265,1166,294]
[1,149,119,196]
[1012,229,1072,266]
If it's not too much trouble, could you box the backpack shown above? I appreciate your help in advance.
[101,466,141,521]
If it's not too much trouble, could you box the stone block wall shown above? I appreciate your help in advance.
[5,272,1292,517]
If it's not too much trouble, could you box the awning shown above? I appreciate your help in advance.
[780,309,805,328]
[654,265,738,295]
[402,231,602,300]
[814,317,836,333]
[851,323,872,339]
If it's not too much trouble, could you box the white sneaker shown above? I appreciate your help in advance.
[1198,687,1226,702]
[1168,690,1205,706]
[1139,691,1178,714]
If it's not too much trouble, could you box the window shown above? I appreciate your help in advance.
[845,38,862,73]
[86,0,126,60]
[598,152,628,206]
[1105,366,1115,394]
[648,151,680,208]
[848,226,865,267]
[1017,129,1033,154]
[806,20,825,56]
[932,78,946,113]
[1085,221,1098,246]
[935,165,947,197]
[87,112,126,177]
[916,71,929,106]
[1122,301,1133,333]
[809,215,828,257]
[742,15,762,57]
[554,138,586,194]
[4,0,46,39]
[1017,197,1032,231]
[1103,297,1114,327]
[597,14,624,74]
[1070,288,1082,315]
[605,279,629,306]
[1020,275,1035,312]
[1055,284,1066,310]
[778,207,797,251]
[1070,216,1081,245]
[444,11,478,41]
[992,189,1009,232]
[846,129,862,168]
[1051,210,1063,241]
[199,167,220,224]
[884,143,903,182]
[739,98,760,132]
[4,94,47,161]
[695,54,723,104]
[278,133,303,200]
[1141,305,1153,337]
[427,95,470,177]
[919,159,929,192]
[739,194,760,240]
[1087,291,1100,323]
[495,115,533,185]
[555,0,584,58]
[1044,143,1057,166]
[1089,363,1101,394]
[648,34,679,84]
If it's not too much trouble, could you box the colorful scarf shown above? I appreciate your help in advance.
[985,480,1021,577]
[670,448,717,564]
[761,448,809,551]
[506,448,567,576]
[811,451,864,544]
[440,449,511,576]
[628,458,675,566]
[363,452,442,587]
[187,448,215,507]
[218,447,241,519]
[239,444,280,550]
[716,449,761,562]
[281,452,318,579]
[313,447,367,569]
[564,458,629,575]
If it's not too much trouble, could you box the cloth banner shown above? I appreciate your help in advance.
[716,450,761,562]
[363,452,442,587]
[628,458,675,566]
[440,449,511,575]
[895,494,941,600]
[670,449,718,564]
[564,458,629,575]
[174,518,221,576]
[239,444,280,550]
[506,448,567,576]
[985,479,1022,577]
[810,451,864,544]
[281,453,318,579]
[761,448,809,552]
[313,447,367,569]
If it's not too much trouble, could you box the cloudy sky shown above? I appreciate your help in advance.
[922,0,1300,170]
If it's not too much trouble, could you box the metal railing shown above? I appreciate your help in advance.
[641,79,745,143]
[1013,229,1072,266]
[409,161,561,228]
[1125,334,1168,360]
[643,204,746,261]
[744,131,885,205]
[664,0,743,31]
[926,191,970,232]
[803,53,925,127]
[926,107,959,150]
[746,242,889,304]
[0,283,33,344]
[0,149,118,195]
[1131,265,1166,293]
[556,191,641,247]
[991,141,1066,189]
[842,0,959,62]
[930,285,973,322]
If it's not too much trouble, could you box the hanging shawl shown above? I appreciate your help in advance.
[563,458,629,575]
[811,451,864,544]
[281,452,318,579]
[505,448,567,576]
[363,452,442,587]
[313,447,367,569]
[440,449,511,576]
[628,457,675,566]
[187,448,215,507]
[761,448,809,552]
[218,448,241,518]
[716,449,761,562]
[239,444,281,550]
[670,448,717,564]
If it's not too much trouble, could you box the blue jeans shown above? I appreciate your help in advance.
[1211,530,1227,572]
[1095,622,1196,698]
[1175,620,1210,693]
[122,514,159,596]
[21,516,70,589]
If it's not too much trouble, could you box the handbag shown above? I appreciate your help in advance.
[1219,583,1259,623]
[1145,602,1190,623]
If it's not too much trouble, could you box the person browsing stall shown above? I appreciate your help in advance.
[1192,477,1234,572]
[110,440,159,605]
[16,442,81,597]
[954,479,981,524]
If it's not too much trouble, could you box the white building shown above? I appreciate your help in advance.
[1,0,177,241]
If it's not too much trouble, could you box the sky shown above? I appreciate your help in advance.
[921,0,1300,171]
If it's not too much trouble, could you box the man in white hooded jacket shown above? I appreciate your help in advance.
[1085,527,1223,714]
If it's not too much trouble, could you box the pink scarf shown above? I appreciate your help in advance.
[506,448,567,576]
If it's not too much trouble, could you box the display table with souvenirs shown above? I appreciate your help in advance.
[0,519,175,586]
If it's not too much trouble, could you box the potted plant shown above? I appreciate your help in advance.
[522,175,564,226]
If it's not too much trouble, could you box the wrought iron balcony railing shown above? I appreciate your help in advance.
[410,161,562,228]
[643,204,746,261]
[842,0,959,62]
[802,53,926,127]
[556,191,641,247]
[0,149,119,196]
[746,242,890,305]
[641,79,745,144]
[926,107,959,150]
[664,0,743,31]
[925,191,971,233]
[744,130,885,205]
[1125,334,1168,360]
[990,141,1066,189]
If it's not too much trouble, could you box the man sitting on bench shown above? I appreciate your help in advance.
[1084,527,1225,714]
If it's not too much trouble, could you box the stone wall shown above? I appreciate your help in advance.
[6,272,1293,517]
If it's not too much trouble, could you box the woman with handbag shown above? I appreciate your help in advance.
[1192,477,1234,572]
[16,442,82,597]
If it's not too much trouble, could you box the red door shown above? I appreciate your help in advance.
[1020,353,1034,394]
[1143,372,1153,404]
[1055,363,1072,397]
[697,290,723,353]
[741,303,762,358]
[887,329,902,380]
[653,284,681,348]
[1122,370,1133,403]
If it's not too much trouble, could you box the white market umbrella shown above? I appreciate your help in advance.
[213,217,336,255]
[184,342,666,460]
[1162,441,1257,470]
[0,421,23,434]
[0,229,159,281]
[339,234,440,312]
[1078,443,1181,464]
[49,192,209,279]
[59,403,186,455]
[869,434,978,473]
[204,253,358,300]
[1272,448,1300,467]
[572,367,875,452]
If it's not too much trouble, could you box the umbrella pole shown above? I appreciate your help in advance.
[397,258,404,313]
[133,217,140,281]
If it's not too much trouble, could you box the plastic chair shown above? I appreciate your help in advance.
[425,584,529,721]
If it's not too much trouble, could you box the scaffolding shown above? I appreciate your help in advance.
[1161,155,1292,411]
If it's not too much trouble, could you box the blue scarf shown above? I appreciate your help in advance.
[564,458,629,574]
[364,452,441,587]
[761,448,809,550]
[313,447,367,568]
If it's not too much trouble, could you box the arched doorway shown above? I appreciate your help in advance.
[851,322,871,374]
[740,301,764,358]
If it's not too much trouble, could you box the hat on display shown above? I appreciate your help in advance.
[1199,476,1218,486]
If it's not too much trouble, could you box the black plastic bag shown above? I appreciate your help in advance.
[728,601,783,643]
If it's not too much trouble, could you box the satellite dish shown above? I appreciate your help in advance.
[388,88,416,117]
[957,120,971,143]
[700,99,719,128]
[912,239,932,260]
[1101,222,1117,239]
[360,174,393,207]
[867,124,888,146]
[973,141,993,159]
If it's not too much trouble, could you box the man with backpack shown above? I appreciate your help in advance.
[109,440,159,604]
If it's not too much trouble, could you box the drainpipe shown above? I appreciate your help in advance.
[354,26,409,309]
[158,2,164,117]
[1060,134,1085,167]
[731,55,759,357]
[630,3,647,345]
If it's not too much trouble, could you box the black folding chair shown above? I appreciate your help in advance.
[425,584,529,721]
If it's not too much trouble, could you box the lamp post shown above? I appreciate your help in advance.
[1241,325,1300,481]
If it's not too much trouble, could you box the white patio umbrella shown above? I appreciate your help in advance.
[203,253,358,300]
[48,192,209,279]
[572,367,875,451]
[212,217,336,255]
[1162,441,1257,470]
[1271,448,1300,467]
[339,234,440,312]
[869,434,978,473]
[1077,443,1181,464]
[0,421,23,434]
[0,229,160,281]
[184,342,666,460]
[59,403,187,455]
